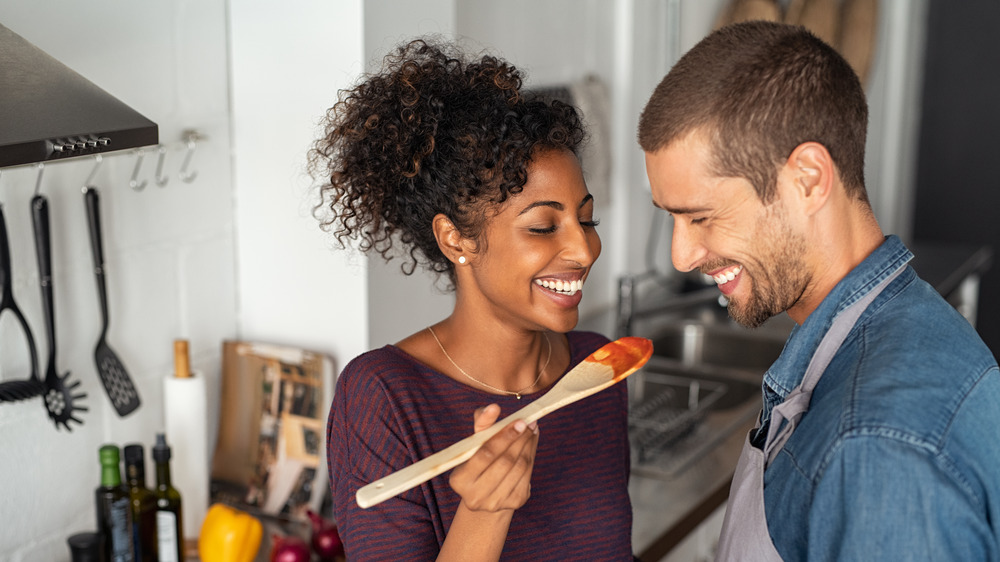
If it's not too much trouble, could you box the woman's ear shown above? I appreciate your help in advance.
[784,142,834,216]
[432,213,469,265]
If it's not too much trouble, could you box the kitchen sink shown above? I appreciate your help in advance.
[627,318,788,478]
[650,321,786,371]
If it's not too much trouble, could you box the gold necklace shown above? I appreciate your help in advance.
[427,326,551,399]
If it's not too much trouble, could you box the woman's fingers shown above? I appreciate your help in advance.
[473,403,501,433]
[451,417,539,511]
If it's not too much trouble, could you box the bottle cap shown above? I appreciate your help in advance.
[67,532,104,562]
[123,444,143,464]
[98,444,120,467]
[152,433,171,462]
[123,444,145,478]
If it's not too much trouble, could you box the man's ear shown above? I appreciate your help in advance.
[432,213,470,265]
[784,141,835,216]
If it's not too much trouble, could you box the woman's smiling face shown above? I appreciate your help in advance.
[463,148,601,333]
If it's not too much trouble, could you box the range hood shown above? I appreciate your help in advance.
[0,22,158,168]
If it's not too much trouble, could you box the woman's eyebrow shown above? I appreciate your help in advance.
[517,200,564,215]
[516,194,594,216]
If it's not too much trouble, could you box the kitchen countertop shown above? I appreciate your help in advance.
[581,241,993,561]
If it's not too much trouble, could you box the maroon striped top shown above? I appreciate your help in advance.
[326,331,633,560]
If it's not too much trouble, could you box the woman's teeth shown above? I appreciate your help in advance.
[535,279,583,296]
[712,265,743,285]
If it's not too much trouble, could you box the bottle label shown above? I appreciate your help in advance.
[157,511,180,562]
[109,498,132,562]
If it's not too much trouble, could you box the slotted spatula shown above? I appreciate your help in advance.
[32,194,88,429]
[356,336,654,508]
[84,187,140,416]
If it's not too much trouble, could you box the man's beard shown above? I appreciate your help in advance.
[726,213,808,328]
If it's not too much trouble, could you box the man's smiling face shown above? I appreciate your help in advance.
[645,130,810,328]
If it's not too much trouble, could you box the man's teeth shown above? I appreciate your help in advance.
[712,265,743,285]
[535,279,583,295]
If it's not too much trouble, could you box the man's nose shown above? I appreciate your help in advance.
[670,218,706,273]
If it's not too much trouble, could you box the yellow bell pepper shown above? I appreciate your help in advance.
[198,503,263,562]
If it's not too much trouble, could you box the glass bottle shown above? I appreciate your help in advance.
[95,444,134,562]
[124,444,159,561]
[152,433,184,562]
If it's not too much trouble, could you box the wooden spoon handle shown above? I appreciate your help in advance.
[356,402,544,508]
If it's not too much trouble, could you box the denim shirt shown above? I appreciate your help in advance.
[758,235,1000,561]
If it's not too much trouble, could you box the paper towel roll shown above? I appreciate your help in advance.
[163,372,209,540]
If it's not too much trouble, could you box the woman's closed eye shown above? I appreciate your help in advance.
[529,217,599,235]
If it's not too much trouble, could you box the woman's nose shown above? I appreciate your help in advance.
[563,223,600,267]
[670,218,706,273]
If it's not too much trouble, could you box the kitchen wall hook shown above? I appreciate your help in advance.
[154,146,169,187]
[178,130,202,183]
[129,149,148,192]
[33,163,44,196]
[84,155,103,187]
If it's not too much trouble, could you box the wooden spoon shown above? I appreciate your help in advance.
[355,336,654,508]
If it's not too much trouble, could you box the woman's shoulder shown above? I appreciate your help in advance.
[338,345,427,389]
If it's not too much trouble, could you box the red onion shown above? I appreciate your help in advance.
[270,533,311,562]
[306,509,344,560]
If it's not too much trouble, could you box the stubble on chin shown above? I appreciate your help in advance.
[726,217,808,329]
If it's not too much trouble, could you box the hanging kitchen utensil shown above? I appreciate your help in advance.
[0,203,44,403]
[84,187,140,416]
[32,194,88,429]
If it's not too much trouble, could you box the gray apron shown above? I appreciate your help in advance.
[715,264,906,561]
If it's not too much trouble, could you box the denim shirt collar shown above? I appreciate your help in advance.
[760,235,914,419]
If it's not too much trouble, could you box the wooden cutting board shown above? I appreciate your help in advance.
[715,0,782,30]
[786,0,841,46]
[838,0,879,86]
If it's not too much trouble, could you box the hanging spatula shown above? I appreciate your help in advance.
[32,194,88,429]
[84,187,140,416]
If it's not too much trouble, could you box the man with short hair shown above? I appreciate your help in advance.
[638,21,1000,560]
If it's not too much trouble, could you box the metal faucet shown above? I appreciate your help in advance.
[616,272,726,338]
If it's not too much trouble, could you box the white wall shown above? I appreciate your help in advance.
[229,0,368,366]
[0,2,235,560]
[0,1,368,560]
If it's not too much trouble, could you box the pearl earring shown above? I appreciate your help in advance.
[458,256,467,264]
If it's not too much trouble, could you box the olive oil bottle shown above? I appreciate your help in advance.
[124,444,159,561]
[152,433,183,562]
[95,444,134,562]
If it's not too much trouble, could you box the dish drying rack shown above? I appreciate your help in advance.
[628,372,730,473]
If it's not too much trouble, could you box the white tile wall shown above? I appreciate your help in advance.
[0,3,238,560]
[1,1,368,560]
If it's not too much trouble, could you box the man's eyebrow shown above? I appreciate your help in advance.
[651,198,708,215]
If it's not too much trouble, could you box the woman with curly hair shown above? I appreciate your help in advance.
[312,39,632,560]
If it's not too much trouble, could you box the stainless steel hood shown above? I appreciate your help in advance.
[0,22,158,168]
